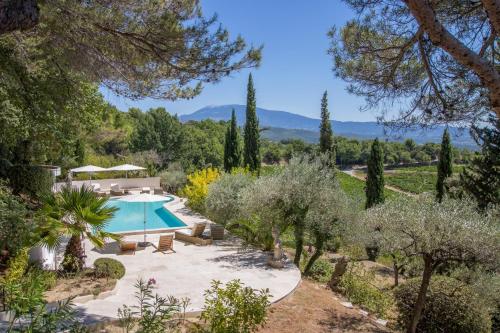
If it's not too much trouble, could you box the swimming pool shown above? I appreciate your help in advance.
[105,196,187,233]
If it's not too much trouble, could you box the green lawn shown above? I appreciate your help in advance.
[336,171,399,209]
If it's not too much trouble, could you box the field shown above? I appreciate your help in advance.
[336,171,399,209]
[384,172,436,194]
[353,164,465,194]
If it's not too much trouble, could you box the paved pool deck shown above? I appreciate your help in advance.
[74,196,301,323]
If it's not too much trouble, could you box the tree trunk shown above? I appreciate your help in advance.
[391,253,400,287]
[405,0,500,118]
[303,237,324,276]
[0,0,39,35]
[407,255,433,333]
[293,221,305,266]
[62,234,85,273]
[328,256,349,290]
[271,225,282,262]
[393,262,399,287]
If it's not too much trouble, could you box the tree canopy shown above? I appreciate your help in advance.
[329,0,500,127]
[2,0,261,100]
[243,74,261,173]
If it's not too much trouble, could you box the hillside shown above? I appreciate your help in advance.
[180,104,476,148]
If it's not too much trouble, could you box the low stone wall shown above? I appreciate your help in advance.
[54,177,161,192]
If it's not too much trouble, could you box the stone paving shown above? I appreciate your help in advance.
[74,196,301,323]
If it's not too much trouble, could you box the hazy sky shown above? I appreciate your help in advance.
[101,1,379,122]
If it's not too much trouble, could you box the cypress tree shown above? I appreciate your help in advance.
[460,117,499,210]
[319,91,336,167]
[366,138,385,209]
[243,73,261,173]
[436,128,453,202]
[223,109,242,172]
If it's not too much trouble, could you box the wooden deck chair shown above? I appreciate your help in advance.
[120,241,137,254]
[155,234,175,253]
[174,223,212,246]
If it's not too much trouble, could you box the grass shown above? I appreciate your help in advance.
[336,171,399,209]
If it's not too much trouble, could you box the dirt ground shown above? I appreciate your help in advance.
[258,279,391,333]
[45,273,116,303]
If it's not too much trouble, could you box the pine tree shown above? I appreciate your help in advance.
[223,109,242,172]
[460,117,500,210]
[319,91,336,167]
[436,128,453,202]
[243,73,261,173]
[366,138,385,209]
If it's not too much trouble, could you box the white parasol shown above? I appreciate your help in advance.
[106,164,146,178]
[70,165,108,181]
[118,193,167,245]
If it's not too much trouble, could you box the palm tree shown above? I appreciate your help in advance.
[37,185,119,272]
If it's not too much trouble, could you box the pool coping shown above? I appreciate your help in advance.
[106,195,191,235]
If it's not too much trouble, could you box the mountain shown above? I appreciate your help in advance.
[180,104,476,148]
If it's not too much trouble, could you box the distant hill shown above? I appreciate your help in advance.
[180,104,476,148]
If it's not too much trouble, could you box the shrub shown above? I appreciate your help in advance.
[201,279,271,333]
[94,258,126,279]
[338,264,393,318]
[8,165,53,199]
[305,258,333,283]
[180,167,220,213]
[0,183,31,263]
[117,278,186,332]
[395,276,491,333]
[159,162,187,194]
[206,171,254,225]
[2,247,29,284]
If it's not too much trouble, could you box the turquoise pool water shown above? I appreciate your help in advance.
[105,197,186,233]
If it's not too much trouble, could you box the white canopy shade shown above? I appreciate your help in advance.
[70,165,108,173]
[106,164,146,172]
[118,193,166,203]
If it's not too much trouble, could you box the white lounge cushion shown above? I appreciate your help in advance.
[176,229,192,236]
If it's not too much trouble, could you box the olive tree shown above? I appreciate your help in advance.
[277,155,333,266]
[240,170,288,267]
[361,195,499,333]
[205,171,254,225]
[303,182,354,276]
[241,155,335,268]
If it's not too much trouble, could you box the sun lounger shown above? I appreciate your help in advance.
[154,234,175,253]
[141,187,151,194]
[154,188,164,195]
[110,184,125,196]
[120,241,137,254]
[174,223,212,246]
[91,183,101,192]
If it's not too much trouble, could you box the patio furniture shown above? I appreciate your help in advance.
[210,224,225,240]
[174,223,212,246]
[155,234,175,254]
[120,241,137,254]
[91,183,101,192]
[141,187,151,194]
[154,188,164,195]
[110,184,125,196]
